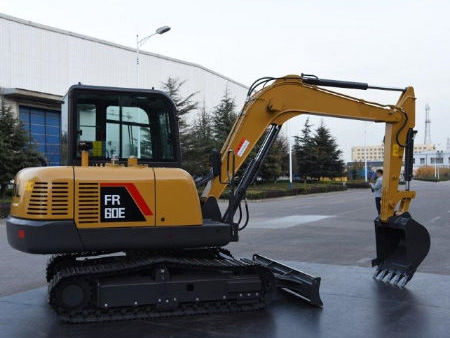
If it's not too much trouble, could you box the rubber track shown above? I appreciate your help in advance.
[46,251,118,282]
[46,253,79,282]
[48,253,275,323]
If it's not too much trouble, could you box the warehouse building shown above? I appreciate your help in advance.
[0,13,248,165]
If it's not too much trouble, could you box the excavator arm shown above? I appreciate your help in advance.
[202,74,430,287]
[202,74,414,222]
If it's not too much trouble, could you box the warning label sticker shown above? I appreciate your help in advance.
[235,138,250,157]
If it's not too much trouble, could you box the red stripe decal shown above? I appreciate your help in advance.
[235,138,246,154]
[100,183,153,216]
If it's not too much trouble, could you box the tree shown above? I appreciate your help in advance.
[161,77,199,170]
[0,100,42,197]
[278,135,290,177]
[293,118,316,180]
[259,135,289,182]
[211,89,237,148]
[347,162,363,180]
[184,104,215,177]
[310,121,344,180]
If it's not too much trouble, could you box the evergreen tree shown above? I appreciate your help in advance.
[260,135,289,182]
[161,77,198,120]
[310,121,344,180]
[160,77,198,170]
[0,100,41,197]
[278,135,290,177]
[185,105,215,177]
[293,118,315,181]
[211,89,237,148]
[347,162,363,180]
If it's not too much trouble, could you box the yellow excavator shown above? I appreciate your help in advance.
[6,74,430,322]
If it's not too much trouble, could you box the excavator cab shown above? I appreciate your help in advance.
[60,84,182,167]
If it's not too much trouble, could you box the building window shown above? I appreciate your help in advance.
[420,158,425,165]
[19,106,61,165]
[430,157,443,164]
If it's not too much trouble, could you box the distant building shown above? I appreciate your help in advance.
[351,144,436,162]
[0,13,248,165]
[413,150,450,168]
[347,151,449,180]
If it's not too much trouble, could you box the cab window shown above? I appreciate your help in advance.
[77,104,97,142]
[75,91,175,162]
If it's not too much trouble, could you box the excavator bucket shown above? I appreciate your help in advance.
[252,254,323,307]
[372,212,430,287]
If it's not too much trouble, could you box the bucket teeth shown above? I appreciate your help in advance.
[398,275,409,288]
[390,273,403,286]
[383,271,395,283]
[372,268,382,279]
[376,269,389,281]
[373,268,410,288]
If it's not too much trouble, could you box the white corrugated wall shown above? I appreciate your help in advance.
[0,14,247,111]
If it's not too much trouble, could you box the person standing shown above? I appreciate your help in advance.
[370,169,383,215]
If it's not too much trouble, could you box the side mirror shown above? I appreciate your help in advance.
[211,150,221,177]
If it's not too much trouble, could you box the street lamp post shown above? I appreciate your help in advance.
[435,150,442,180]
[136,26,171,88]
[364,122,368,182]
[287,122,293,189]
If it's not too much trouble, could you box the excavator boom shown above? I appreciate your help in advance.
[202,74,430,287]
[203,75,412,222]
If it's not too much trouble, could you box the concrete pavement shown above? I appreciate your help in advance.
[0,180,448,297]
[2,261,450,338]
[227,180,450,276]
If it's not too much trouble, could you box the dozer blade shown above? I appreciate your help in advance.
[372,212,430,288]
[252,254,323,307]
